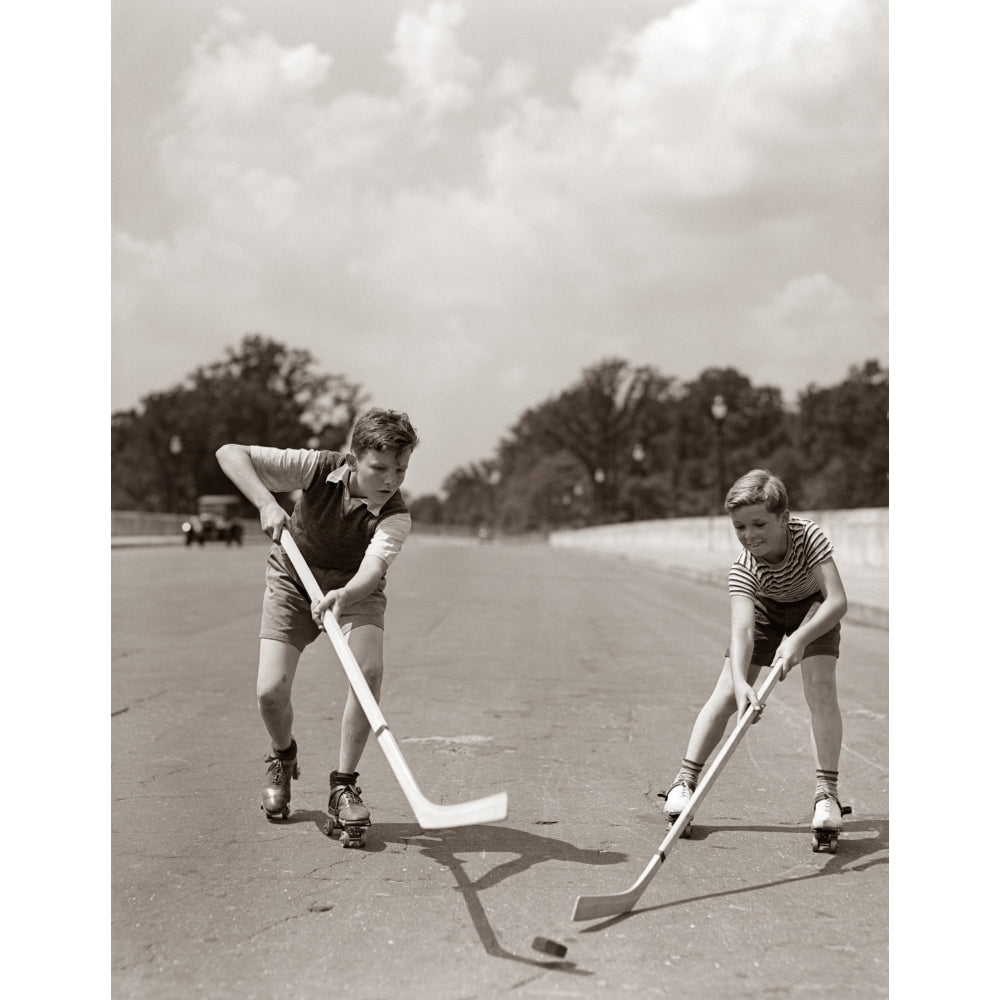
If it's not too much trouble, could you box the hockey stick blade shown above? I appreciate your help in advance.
[280,531,508,829]
[571,661,786,921]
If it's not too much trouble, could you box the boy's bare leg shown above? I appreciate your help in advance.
[338,623,384,773]
[799,655,842,772]
[800,654,846,848]
[683,658,763,763]
[257,638,301,750]
[324,624,383,845]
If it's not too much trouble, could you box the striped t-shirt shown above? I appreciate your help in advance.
[728,517,834,603]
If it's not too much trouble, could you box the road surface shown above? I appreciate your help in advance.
[112,536,889,999]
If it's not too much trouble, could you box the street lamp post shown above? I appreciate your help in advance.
[168,435,183,513]
[711,395,728,505]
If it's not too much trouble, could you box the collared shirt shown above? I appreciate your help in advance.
[249,446,411,567]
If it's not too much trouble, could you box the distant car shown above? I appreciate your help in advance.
[182,513,244,546]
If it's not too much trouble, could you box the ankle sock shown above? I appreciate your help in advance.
[273,739,297,760]
[815,768,839,801]
[676,758,704,789]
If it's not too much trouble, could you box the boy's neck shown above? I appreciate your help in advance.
[760,526,789,564]
[346,468,365,499]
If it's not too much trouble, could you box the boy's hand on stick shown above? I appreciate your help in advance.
[312,590,342,630]
[260,501,289,541]
[773,639,803,679]
[734,679,763,723]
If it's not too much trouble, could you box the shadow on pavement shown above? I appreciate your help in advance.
[579,816,888,933]
[282,811,624,972]
[404,824,623,974]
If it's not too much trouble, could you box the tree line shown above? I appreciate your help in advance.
[112,335,888,530]
[410,357,888,533]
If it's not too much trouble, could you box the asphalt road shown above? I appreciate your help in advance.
[111,536,889,999]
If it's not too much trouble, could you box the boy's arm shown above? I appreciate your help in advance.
[774,558,848,670]
[311,552,388,627]
[216,443,289,539]
[728,595,760,717]
[311,513,411,626]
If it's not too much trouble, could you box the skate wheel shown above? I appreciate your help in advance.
[811,832,838,853]
[341,826,367,849]
[322,820,337,837]
[668,816,693,838]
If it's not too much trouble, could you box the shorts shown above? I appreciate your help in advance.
[258,545,387,652]
[726,591,840,665]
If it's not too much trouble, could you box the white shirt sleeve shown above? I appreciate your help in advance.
[367,513,411,567]
[249,447,321,492]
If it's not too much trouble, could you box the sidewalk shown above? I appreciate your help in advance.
[111,536,185,548]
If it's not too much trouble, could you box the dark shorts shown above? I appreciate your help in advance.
[258,545,387,653]
[727,591,840,665]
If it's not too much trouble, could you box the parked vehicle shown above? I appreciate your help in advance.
[182,495,244,546]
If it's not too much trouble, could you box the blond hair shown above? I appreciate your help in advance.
[724,469,788,514]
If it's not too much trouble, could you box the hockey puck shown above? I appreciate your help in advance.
[531,936,568,958]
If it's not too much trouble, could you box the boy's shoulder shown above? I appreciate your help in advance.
[788,514,826,536]
[310,450,349,476]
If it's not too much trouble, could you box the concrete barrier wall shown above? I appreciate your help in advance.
[112,511,185,536]
[111,510,257,537]
[549,507,888,570]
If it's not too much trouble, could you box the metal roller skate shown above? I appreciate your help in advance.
[261,741,299,821]
[323,771,370,848]
[811,792,852,853]
[658,780,695,838]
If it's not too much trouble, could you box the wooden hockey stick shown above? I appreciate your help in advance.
[571,659,787,921]
[280,531,508,830]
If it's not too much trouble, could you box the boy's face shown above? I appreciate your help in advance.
[729,503,789,563]
[350,446,412,501]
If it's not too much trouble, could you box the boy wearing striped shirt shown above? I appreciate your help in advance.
[661,469,850,850]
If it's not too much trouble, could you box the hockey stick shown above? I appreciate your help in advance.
[279,530,508,830]
[571,658,787,921]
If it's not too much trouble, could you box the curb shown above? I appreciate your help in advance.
[112,537,185,548]
[653,562,887,630]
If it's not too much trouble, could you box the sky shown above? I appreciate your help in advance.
[111,0,889,497]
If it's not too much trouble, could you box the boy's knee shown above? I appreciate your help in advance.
[356,657,383,689]
[802,674,838,708]
[257,686,290,714]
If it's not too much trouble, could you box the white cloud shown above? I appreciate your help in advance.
[112,0,888,493]
[386,1,481,126]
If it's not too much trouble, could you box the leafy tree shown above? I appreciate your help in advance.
[790,359,889,508]
[417,358,888,530]
[667,368,791,514]
[498,358,678,526]
[111,335,367,512]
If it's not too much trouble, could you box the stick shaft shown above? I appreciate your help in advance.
[279,531,507,829]
[571,662,785,921]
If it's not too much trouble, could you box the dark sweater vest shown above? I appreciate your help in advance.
[288,451,409,572]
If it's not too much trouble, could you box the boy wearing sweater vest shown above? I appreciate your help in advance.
[217,408,418,841]
[660,469,851,852]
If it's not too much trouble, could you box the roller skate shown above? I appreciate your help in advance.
[323,771,370,848]
[811,792,852,853]
[261,740,299,821]
[658,780,695,838]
